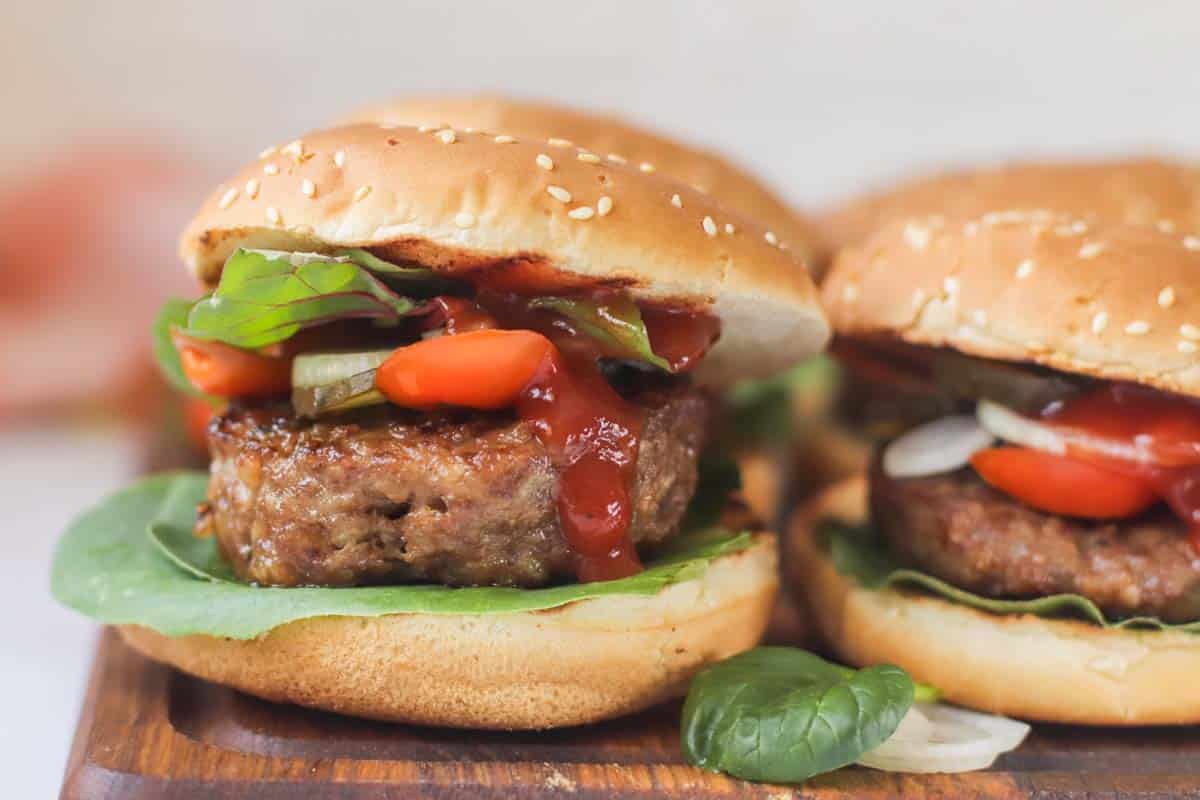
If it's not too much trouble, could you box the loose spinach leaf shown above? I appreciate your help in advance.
[821,520,1200,632]
[151,298,214,400]
[181,249,418,349]
[530,295,672,371]
[50,472,753,640]
[682,647,914,784]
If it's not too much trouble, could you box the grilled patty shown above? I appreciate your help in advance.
[198,385,709,588]
[870,460,1200,622]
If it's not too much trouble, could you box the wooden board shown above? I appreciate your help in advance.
[61,623,1200,799]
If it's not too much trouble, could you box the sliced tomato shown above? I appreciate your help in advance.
[375,329,554,410]
[970,447,1159,519]
[174,333,292,398]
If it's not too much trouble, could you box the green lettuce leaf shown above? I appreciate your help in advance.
[151,298,214,400]
[724,355,840,446]
[530,295,672,370]
[181,249,418,349]
[682,647,913,784]
[51,472,753,640]
[820,520,1200,632]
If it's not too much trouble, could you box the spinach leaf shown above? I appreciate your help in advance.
[50,472,753,640]
[151,298,214,400]
[682,647,913,784]
[821,520,1200,632]
[181,249,417,349]
[530,295,672,371]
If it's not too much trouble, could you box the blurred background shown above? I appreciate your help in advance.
[6,1,1200,794]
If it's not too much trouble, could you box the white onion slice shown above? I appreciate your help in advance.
[976,399,1148,463]
[882,416,995,478]
[856,703,1030,774]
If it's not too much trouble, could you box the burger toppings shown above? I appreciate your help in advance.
[157,246,721,583]
[881,415,993,479]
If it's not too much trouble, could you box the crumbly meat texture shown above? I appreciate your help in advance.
[870,460,1200,622]
[197,385,709,588]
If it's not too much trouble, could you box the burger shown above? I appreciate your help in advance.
[788,207,1200,724]
[346,92,832,521]
[51,122,829,729]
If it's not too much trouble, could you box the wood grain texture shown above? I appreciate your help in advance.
[60,626,1200,799]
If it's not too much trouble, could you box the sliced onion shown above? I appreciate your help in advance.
[856,703,1030,774]
[976,399,1148,463]
[882,415,995,478]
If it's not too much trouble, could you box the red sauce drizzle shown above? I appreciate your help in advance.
[1042,384,1200,551]
[417,294,719,580]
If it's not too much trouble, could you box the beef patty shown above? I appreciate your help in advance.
[870,461,1200,622]
[198,385,709,588]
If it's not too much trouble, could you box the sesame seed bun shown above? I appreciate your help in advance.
[345,94,828,272]
[118,533,777,730]
[785,477,1200,725]
[179,124,829,386]
[826,158,1200,249]
[822,211,1200,397]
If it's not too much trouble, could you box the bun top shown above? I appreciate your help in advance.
[822,210,1200,397]
[827,159,1200,249]
[345,94,828,272]
[179,124,829,386]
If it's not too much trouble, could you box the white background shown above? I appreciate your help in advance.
[5,1,1200,795]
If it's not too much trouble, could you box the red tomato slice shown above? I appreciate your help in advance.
[375,329,554,410]
[970,447,1159,519]
[174,333,292,398]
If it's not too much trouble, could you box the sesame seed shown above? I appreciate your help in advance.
[1125,320,1151,336]
[639,162,656,173]
[301,178,316,198]
[546,186,572,203]
[568,206,595,221]
[1091,312,1109,334]
[333,150,346,168]
[245,179,260,199]
[417,125,435,133]
[494,134,516,144]
[983,210,1027,226]
[463,127,475,133]
[725,223,736,235]
[577,152,601,164]
[1181,341,1199,354]
[1071,220,1089,235]
[454,211,476,228]
[842,284,859,303]
[764,231,779,246]
[1185,236,1200,251]
[1078,242,1105,259]
[266,207,281,225]
[536,154,555,171]
[670,194,683,208]
[217,187,239,209]
[282,139,304,158]
[911,288,928,310]
[547,138,573,148]
[1015,259,1035,279]
[353,185,372,202]
[263,163,280,176]
[964,222,980,237]
[1159,287,1177,308]
[903,223,931,251]
[971,309,988,326]
[259,145,277,159]
[1158,219,1177,234]
[437,129,457,144]
[597,196,613,217]
[943,276,960,295]
[1181,323,1200,341]
[702,216,718,237]
[606,153,627,164]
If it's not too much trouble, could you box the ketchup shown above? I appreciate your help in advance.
[397,293,719,580]
[1041,384,1200,551]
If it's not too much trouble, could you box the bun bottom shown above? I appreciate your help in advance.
[785,477,1200,725]
[119,534,777,730]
